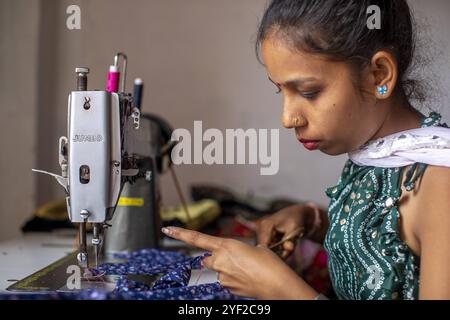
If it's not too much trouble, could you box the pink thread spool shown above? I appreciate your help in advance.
[107,65,120,93]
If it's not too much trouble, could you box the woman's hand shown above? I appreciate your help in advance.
[256,203,326,259]
[256,205,307,259]
[161,226,317,299]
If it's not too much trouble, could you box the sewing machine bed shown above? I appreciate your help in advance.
[5,249,158,293]
[0,232,218,296]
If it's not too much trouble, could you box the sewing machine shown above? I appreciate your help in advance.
[33,53,155,269]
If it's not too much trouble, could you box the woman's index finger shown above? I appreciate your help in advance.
[162,227,223,251]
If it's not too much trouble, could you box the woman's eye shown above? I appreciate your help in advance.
[300,91,320,100]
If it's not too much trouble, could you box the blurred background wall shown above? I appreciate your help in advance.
[0,0,449,241]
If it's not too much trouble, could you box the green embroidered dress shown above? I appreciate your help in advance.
[323,112,447,300]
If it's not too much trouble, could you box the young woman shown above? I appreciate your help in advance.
[162,0,450,300]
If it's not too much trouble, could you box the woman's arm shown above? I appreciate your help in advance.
[303,205,329,245]
[414,166,450,299]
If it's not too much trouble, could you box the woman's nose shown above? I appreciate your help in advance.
[281,102,306,129]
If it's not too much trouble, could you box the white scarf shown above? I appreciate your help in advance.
[348,127,450,168]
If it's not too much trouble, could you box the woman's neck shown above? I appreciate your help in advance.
[370,95,423,141]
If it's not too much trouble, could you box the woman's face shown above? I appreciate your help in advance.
[262,38,387,156]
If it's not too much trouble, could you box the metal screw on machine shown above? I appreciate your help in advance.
[80,209,90,219]
[75,67,89,91]
[77,252,88,264]
[131,107,140,129]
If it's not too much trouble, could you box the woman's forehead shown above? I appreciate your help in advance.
[261,38,338,84]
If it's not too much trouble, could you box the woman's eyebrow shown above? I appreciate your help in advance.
[268,76,318,87]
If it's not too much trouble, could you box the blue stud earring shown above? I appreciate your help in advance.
[377,85,388,95]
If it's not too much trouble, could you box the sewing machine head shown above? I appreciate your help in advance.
[34,53,142,269]
[66,86,122,223]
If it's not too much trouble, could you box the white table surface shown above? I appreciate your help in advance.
[0,231,217,293]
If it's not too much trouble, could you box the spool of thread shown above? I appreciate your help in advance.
[107,65,120,93]
[133,78,143,110]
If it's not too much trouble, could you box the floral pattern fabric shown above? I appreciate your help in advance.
[0,249,241,300]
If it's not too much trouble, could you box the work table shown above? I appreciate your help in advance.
[0,231,217,293]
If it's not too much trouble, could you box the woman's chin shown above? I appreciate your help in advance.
[317,143,349,156]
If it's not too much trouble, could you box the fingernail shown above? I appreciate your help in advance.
[161,227,172,236]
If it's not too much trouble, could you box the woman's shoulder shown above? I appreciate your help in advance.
[409,165,450,240]
[416,165,450,199]
[409,165,450,298]
[394,164,450,257]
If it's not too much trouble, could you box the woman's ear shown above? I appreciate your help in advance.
[370,51,398,100]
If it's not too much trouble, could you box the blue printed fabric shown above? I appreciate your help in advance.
[0,249,243,300]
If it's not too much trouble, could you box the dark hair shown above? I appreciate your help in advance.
[256,0,425,103]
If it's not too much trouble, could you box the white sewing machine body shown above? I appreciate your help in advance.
[34,55,142,268]
[66,90,122,224]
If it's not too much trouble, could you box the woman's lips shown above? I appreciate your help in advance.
[298,138,320,151]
